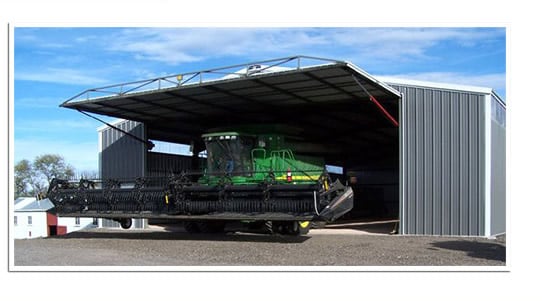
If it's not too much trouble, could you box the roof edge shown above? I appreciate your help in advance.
[378,76,506,108]
[346,63,402,99]
[376,75,492,94]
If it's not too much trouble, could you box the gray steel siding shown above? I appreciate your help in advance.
[490,95,506,235]
[100,120,146,179]
[146,152,195,178]
[393,84,486,235]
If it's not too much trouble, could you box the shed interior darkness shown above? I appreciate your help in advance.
[66,63,400,170]
[70,61,402,219]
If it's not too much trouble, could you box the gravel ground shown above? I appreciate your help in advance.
[13,221,505,268]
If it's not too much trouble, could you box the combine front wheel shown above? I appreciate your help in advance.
[120,218,132,229]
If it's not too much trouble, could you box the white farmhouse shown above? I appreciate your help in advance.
[13,197,98,239]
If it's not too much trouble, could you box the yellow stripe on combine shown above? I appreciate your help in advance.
[275,175,316,181]
[299,221,310,228]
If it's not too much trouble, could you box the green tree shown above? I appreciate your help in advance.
[14,154,76,197]
[14,159,34,197]
[33,154,75,183]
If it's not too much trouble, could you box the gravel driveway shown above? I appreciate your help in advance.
[13,221,505,269]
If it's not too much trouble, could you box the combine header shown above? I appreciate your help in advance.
[48,131,353,235]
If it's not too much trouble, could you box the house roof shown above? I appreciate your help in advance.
[14,197,37,210]
[15,198,55,212]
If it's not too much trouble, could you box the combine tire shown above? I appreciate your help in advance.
[120,218,132,229]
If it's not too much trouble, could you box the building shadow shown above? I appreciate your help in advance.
[50,229,310,244]
[430,240,506,262]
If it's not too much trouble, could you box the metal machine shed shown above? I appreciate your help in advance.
[64,56,505,237]
[380,78,506,237]
[66,56,401,169]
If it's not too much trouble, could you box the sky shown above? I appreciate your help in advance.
[13,27,506,173]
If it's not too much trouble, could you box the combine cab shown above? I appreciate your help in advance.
[48,131,353,235]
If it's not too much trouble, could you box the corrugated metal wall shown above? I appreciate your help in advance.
[146,152,201,186]
[147,152,195,178]
[490,95,506,235]
[99,120,146,179]
[392,84,486,236]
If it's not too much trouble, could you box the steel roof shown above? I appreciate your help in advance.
[62,56,401,168]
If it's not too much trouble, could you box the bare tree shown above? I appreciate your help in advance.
[76,170,99,180]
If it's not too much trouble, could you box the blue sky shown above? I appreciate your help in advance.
[14,27,506,173]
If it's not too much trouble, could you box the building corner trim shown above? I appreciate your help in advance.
[484,94,492,237]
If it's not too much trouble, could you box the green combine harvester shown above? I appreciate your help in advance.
[48,128,353,235]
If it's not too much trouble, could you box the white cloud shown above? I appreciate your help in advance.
[15,31,39,42]
[39,42,72,49]
[15,30,72,49]
[15,67,109,85]
[105,27,504,65]
[14,28,504,90]
[334,28,500,47]
[75,35,98,43]
[106,28,345,64]
[331,28,505,67]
